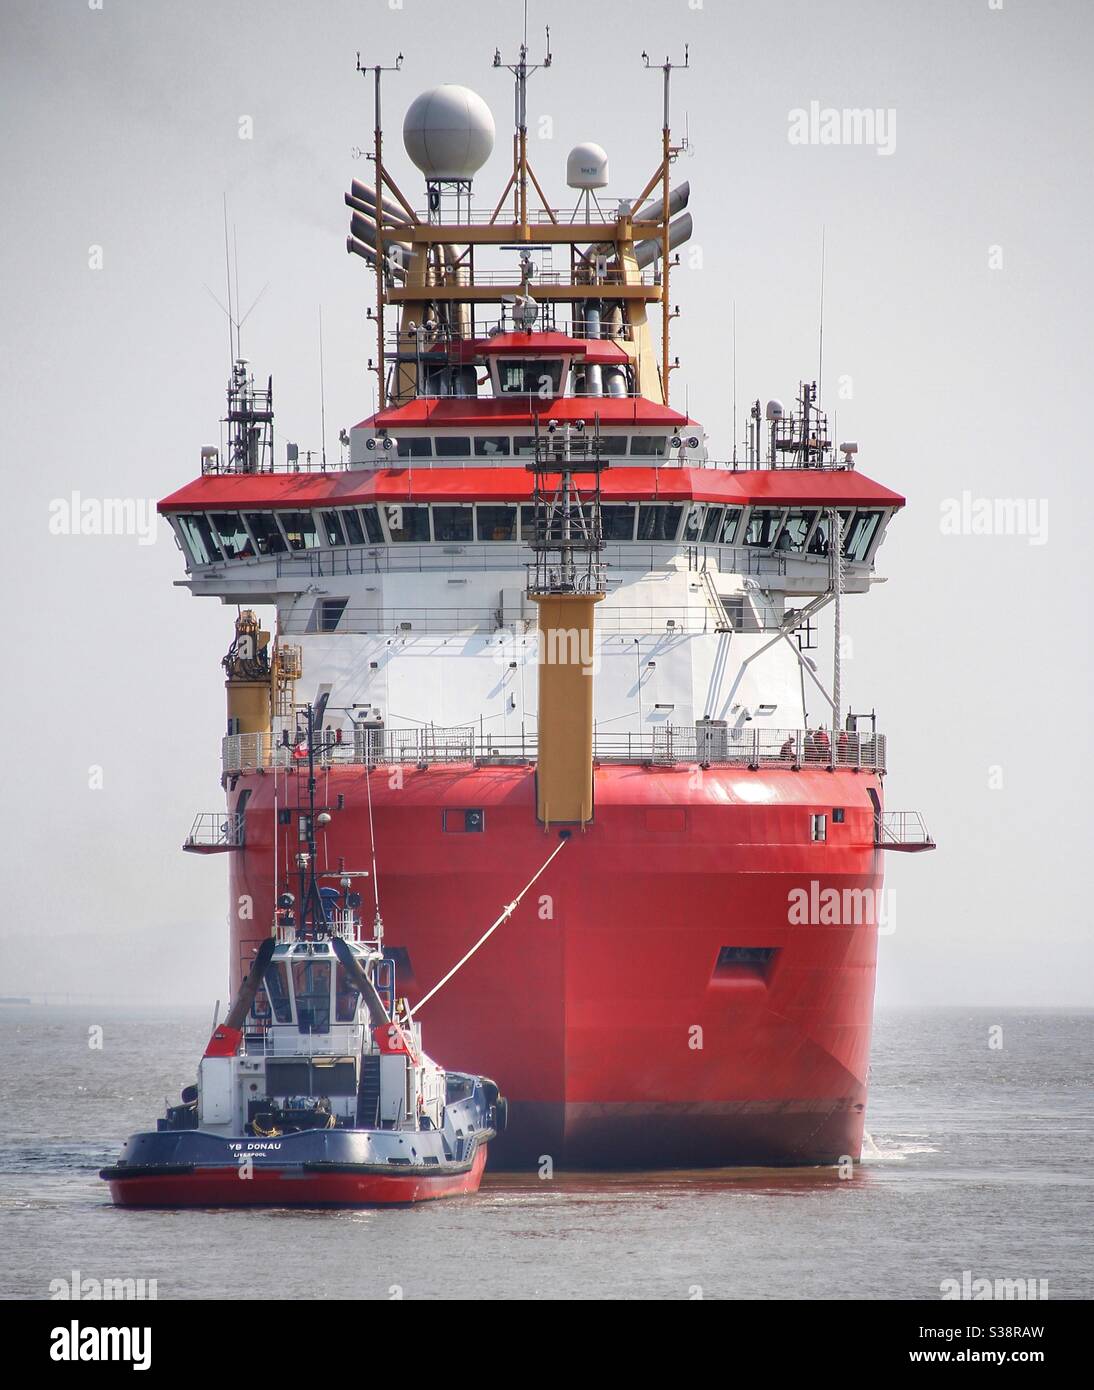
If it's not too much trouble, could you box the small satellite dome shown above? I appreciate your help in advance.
[566,142,609,189]
[765,399,785,421]
[403,85,495,180]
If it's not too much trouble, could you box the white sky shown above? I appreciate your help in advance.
[1,0,1091,1006]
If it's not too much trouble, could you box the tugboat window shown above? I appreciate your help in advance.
[262,962,293,1024]
[293,959,332,1033]
[335,964,361,1022]
[396,437,433,459]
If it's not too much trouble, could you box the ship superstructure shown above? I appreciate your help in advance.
[161,37,932,1167]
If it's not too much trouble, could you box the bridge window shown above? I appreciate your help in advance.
[280,511,321,551]
[744,508,786,548]
[496,359,563,395]
[597,436,629,457]
[320,511,346,547]
[777,510,819,553]
[513,436,539,457]
[474,435,511,456]
[243,512,288,556]
[843,510,882,562]
[435,436,471,457]
[601,504,637,541]
[701,506,742,545]
[210,512,252,559]
[807,510,854,557]
[434,505,473,542]
[519,505,539,543]
[177,513,222,566]
[339,509,365,545]
[384,504,431,542]
[359,507,384,543]
[637,504,683,541]
[396,437,432,459]
[631,435,669,458]
[476,505,518,541]
[683,504,706,542]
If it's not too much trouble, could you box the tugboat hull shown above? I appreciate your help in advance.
[101,1128,490,1208]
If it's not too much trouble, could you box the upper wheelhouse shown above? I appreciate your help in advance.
[158,51,906,624]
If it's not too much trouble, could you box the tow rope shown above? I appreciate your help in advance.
[410,838,568,1015]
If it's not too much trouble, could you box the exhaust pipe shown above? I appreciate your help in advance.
[346,236,407,282]
[631,180,690,225]
[349,213,413,263]
[350,180,413,227]
[634,212,693,270]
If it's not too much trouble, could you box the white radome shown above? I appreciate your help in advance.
[403,85,495,180]
[566,142,610,189]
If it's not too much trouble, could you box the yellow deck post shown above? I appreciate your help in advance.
[533,592,603,826]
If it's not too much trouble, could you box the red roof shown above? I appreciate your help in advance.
[159,467,905,513]
[357,396,692,430]
[439,332,629,365]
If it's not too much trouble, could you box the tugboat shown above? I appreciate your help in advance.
[101,711,505,1208]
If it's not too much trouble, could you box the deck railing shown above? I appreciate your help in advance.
[222,726,887,776]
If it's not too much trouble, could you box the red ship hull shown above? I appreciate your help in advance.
[105,1145,488,1208]
[226,764,884,1168]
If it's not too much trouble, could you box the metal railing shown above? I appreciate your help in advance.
[222,726,887,776]
[277,602,784,638]
[878,810,934,849]
[184,811,244,850]
[274,542,787,581]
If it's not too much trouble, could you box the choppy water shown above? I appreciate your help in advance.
[1,1007,1090,1300]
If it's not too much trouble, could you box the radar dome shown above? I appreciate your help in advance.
[566,142,609,189]
[403,85,495,181]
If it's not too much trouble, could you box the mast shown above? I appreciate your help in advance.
[357,51,405,407]
[643,46,688,406]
